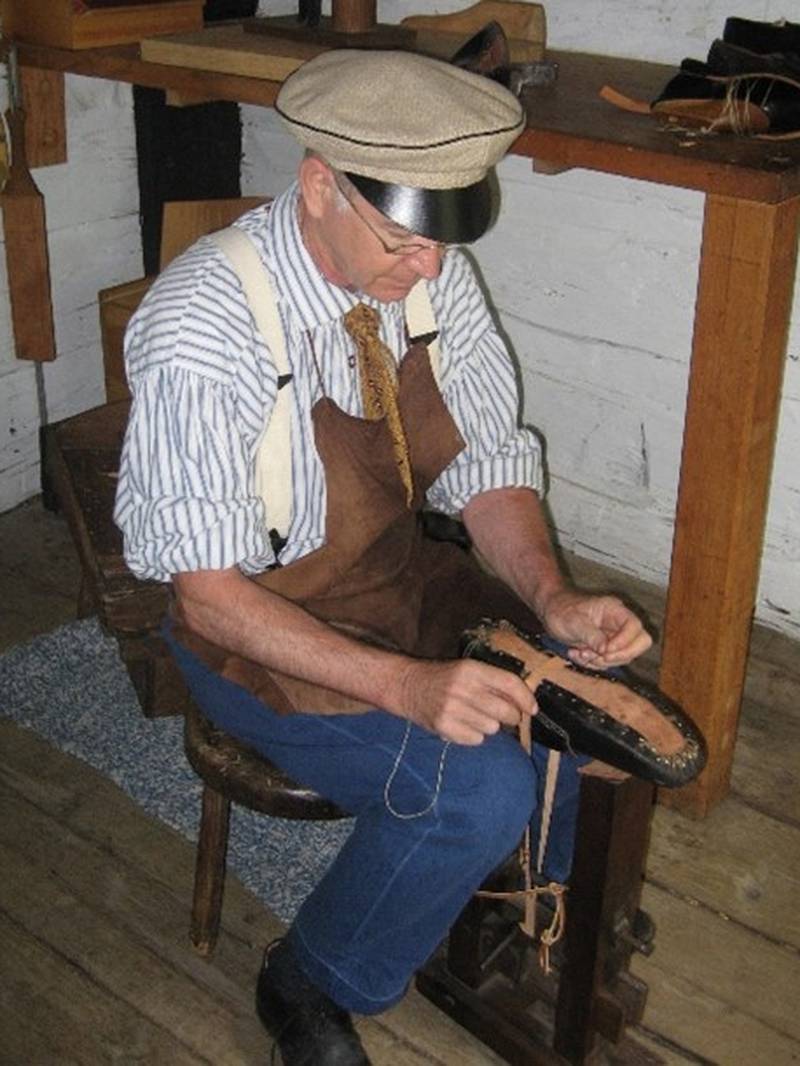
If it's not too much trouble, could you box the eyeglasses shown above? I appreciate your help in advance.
[334,174,449,258]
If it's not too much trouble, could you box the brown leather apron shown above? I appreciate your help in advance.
[172,334,541,714]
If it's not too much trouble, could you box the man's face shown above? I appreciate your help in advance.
[302,164,448,303]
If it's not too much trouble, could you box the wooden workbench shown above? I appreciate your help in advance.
[14,39,800,817]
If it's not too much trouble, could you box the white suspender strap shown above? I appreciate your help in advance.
[405,278,440,385]
[210,226,293,539]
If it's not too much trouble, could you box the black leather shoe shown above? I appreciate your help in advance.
[723,16,800,56]
[653,56,800,139]
[462,619,707,789]
[706,39,800,79]
[256,940,371,1066]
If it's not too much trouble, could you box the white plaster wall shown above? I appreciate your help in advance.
[0,0,797,638]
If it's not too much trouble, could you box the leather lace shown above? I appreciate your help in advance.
[477,714,568,975]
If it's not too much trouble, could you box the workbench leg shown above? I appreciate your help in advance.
[661,193,800,818]
[553,772,653,1063]
[416,770,654,1065]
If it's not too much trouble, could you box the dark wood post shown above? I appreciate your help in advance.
[331,0,377,34]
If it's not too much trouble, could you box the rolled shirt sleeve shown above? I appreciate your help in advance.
[114,367,276,581]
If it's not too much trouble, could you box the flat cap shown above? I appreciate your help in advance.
[275,48,525,243]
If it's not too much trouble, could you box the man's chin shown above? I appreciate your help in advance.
[367,280,416,304]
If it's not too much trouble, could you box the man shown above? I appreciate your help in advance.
[115,49,651,1066]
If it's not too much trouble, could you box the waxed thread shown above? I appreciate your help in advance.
[383,720,450,819]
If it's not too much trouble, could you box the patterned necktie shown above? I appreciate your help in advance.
[343,302,414,507]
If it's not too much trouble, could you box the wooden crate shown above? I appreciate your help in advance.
[45,400,191,718]
[1,0,204,50]
[98,276,154,403]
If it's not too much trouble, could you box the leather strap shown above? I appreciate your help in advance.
[599,84,652,113]
[536,749,562,874]
[522,654,576,693]
[210,226,294,540]
[405,278,440,383]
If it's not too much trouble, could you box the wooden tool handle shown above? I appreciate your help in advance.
[4,107,38,197]
[1,106,57,361]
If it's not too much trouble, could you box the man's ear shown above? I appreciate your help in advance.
[298,155,337,220]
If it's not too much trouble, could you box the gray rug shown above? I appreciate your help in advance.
[0,617,352,923]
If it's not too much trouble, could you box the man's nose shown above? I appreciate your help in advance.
[411,245,444,279]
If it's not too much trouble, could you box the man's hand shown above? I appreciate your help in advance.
[397,658,536,746]
[462,488,651,672]
[539,588,652,670]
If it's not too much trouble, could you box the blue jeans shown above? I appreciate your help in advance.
[166,625,584,1014]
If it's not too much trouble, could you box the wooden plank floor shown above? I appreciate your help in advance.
[1,498,798,1065]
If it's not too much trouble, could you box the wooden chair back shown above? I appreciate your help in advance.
[100,196,269,403]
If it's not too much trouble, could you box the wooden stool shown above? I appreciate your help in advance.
[184,700,346,956]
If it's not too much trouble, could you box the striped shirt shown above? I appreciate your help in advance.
[114,183,543,582]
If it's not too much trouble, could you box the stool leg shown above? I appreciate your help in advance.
[191,784,231,957]
[76,576,95,619]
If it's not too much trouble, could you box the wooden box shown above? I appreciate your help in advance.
[1,0,204,50]
[98,276,154,403]
[45,401,191,718]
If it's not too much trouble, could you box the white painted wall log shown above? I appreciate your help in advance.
[0,75,139,510]
[0,1,798,638]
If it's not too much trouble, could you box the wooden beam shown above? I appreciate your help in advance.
[19,66,66,167]
[660,193,800,817]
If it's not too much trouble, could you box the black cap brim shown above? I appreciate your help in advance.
[345,172,492,245]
